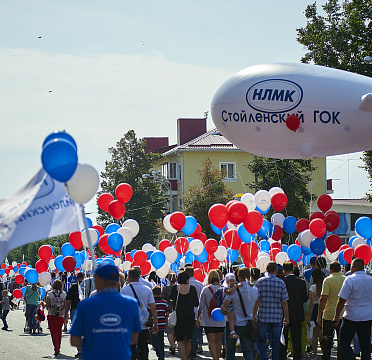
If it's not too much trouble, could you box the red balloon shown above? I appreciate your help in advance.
[174,237,189,254]
[205,239,219,254]
[125,253,133,262]
[115,183,133,204]
[228,202,248,225]
[134,250,147,266]
[226,200,239,211]
[62,256,77,272]
[295,238,300,246]
[108,200,125,220]
[193,232,207,243]
[219,239,227,248]
[15,274,24,285]
[194,268,204,282]
[272,225,283,241]
[22,261,27,267]
[355,244,372,265]
[240,242,259,262]
[296,218,310,233]
[326,234,342,253]
[343,247,354,264]
[190,223,202,238]
[317,194,333,213]
[35,259,48,274]
[208,203,228,229]
[309,211,325,222]
[192,260,202,269]
[224,229,241,250]
[243,210,263,234]
[38,245,53,262]
[0,264,5,269]
[91,225,104,237]
[339,244,350,252]
[4,269,10,274]
[271,193,288,212]
[309,218,327,238]
[324,211,340,232]
[170,211,187,231]
[13,289,23,299]
[97,193,115,212]
[286,114,300,131]
[99,234,115,255]
[210,259,220,269]
[140,261,151,276]
[270,248,281,261]
[69,231,83,250]
[270,242,282,251]
[159,239,172,252]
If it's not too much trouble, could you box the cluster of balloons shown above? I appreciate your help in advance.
[97,183,133,220]
[41,131,99,205]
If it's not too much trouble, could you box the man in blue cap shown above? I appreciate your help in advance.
[70,262,142,360]
[303,256,317,284]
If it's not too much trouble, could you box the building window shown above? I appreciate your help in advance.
[219,162,236,180]
[177,163,182,182]
[169,162,177,180]
[161,163,168,178]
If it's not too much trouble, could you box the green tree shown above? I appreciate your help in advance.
[182,157,234,239]
[297,0,372,197]
[247,157,316,230]
[98,130,166,250]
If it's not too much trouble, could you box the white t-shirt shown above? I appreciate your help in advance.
[309,284,320,304]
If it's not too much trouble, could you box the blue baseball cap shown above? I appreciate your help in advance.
[309,256,317,264]
[94,262,119,281]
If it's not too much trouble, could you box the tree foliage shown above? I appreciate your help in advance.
[297,0,372,197]
[97,130,166,249]
[247,157,317,223]
[182,157,234,239]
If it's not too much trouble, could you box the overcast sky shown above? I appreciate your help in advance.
[0,0,369,220]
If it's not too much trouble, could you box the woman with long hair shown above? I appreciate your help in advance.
[45,279,66,356]
[307,267,325,360]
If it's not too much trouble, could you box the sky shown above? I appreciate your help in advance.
[0,0,370,220]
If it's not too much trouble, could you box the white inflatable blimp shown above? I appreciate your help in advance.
[211,63,372,159]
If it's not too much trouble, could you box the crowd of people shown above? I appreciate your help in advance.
[0,255,372,360]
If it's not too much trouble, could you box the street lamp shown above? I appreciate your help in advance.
[142,171,173,212]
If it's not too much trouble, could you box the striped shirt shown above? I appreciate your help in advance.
[153,298,169,330]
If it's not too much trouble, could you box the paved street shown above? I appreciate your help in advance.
[0,305,340,360]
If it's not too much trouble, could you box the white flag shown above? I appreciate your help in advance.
[0,169,84,263]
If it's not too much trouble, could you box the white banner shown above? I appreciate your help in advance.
[0,169,84,263]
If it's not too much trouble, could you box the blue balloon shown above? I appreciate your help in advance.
[257,220,274,240]
[282,244,288,253]
[85,217,93,228]
[182,216,198,236]
[73,252,82,269]
[25,268,38,284]
[42,131,77,151]
[310,238,326,255]
[54,255,65,272]
[226,248,239,263]
[108,233,124,252]
[187,237,193,244]
[146,251,154,260]
[287,244,302,261]
[171,262,180,272]
[367,239,372,247]
[19,267,26,276]
[41,138,78,182]
[283,216,297,234]
[338,250,347,266]
[0,269,4,276]
[130,249,137,259]
[62,242,75,257]
[79,252,86,265]
[13,266,19,273]
[185,250,195,264]
[49,245,54,253]
[238,224,254,244]
[348,235,358,248]
[211,223,222,235]
[176,251,182,263]
[255,205,271,215]
[81,250,89,261]
[211,308,225,322]
[40,288,46,301]
[106,223,121,234]
[303,252,315,267]
[258,240,270,253]
[93,229,100,247]
[355,216,372,239]
[21,287,26,296]
[301,246,312,256]
[196,249,208,264]
[151,251,166,269]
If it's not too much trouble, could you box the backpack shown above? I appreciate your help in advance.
[206,286,225,317]
[49,291,65,317]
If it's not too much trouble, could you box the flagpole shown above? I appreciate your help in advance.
[81,205,97,270]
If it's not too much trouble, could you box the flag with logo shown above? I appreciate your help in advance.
[0,169,84,263]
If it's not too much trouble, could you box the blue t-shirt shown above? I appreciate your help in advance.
[70,289,141,360]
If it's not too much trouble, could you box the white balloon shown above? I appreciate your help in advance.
[114,258,122,267]
[81,228,99,248]
[11,261,17,267]
[227,221,238,230]
[8,270,14,277]
[269,187,284,197]
[122,219,140,238]
[256,256,270,273]
[164,247,178,263]
[163,214,177,234]
[122,260,132,272]
[156,263,170,278]
[117,227,133,247]
[81,260,93,271]
[271,213,286,228]
[142,243,153,252]
[300,142,314,158]
[275,251,289,265]
[254,190,271,212]
[49,259,56,270]
[257,251,270,259]
[352,237,366,249]
[38,272,52,286]
[300,229,315,248]
[214,246,227,262]
[241,193,256,210]
[189,240,204,256]
[65,163,100,204]
[325,249,339,261]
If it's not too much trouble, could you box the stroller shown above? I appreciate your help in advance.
[24,302,45,334]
